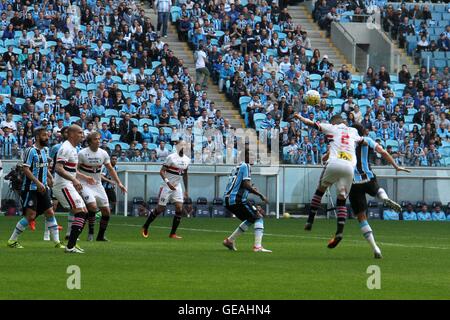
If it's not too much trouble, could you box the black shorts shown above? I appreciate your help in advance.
[106,188,116,203]
[225,198,258,223]
[349,179,380,214]
[21,188,53,216]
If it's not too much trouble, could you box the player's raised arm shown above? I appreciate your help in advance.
[294,113,316,128]
[374,143,411,173]
[104,162,127,193]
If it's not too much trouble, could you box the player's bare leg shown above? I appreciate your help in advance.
[169,202,183,239]
[304,185,327,231]
[357,212,382,259]
[141,205,165,238]
[96,206,111,241]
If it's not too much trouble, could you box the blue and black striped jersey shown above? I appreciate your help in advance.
[353,137,378,183]
[224,162,251,205]
[22,146,49,191]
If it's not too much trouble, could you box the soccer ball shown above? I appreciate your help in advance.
[304,90,321,106]
[283,212,291,219]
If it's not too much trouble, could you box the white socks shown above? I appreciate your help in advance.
[228,220,251,241]
[360,220,380,252]
[254,218,264,248]
[376,188,389,201]
[10,218,28,241]
[45,216,60,243]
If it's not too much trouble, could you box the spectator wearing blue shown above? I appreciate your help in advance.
[437,33,449,52]
[0,79,11,95]
[121,98,137,118]
[155,127,169,144]
[383,209,399,220]
[219,63,235,93]
[92,100,106,117]
[260,113,275,130]
[431,205,446,221]
[377,122,394,141]
[154,0,170,37]
[140,123,152,143]
[354,83,367,99]
[402,203,417,221]
[337,64,351,83]
[99,122,113,142]
[417,204,432,221]
[118,151,130,162]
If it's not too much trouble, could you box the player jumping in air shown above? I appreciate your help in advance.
[141,140,190,239]
[78,132,127,241]
[347,123,411,258]
[7,127,64,249]
[53,125,92,253]
[223,142,271,253]
[294,113,363,248]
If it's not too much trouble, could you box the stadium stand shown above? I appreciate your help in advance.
[170,0,449,167]
[0,0,447,168]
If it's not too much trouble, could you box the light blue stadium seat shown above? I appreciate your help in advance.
[139,118,153,127]
[309,73,321,81]
[357,99,370,107]
[100,117,109,124]
[104,109,118,118]
[149,126,159,136]
[87,83,97,91]
[404,115,413,123]
[163,127,172,135]
[152,61,161,69]
[253,113,267,122]
[148,143,157,150]
[351,75,362,83]
[69,116,80,123]
[111,134,121,142]
[130,118,139,127]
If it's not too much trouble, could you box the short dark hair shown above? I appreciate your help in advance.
[33,127,47,138]
[330,114,344,125]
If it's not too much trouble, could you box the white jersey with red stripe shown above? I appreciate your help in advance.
[54,140,79,188]
[162,152,190,187]
[317,122,362,167]
[78,147,110,184]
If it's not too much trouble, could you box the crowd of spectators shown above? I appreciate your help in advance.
[173,0,449,166]
[0,0,239,163]
[383,201,450,221]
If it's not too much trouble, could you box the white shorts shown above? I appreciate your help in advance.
[53,184,86,210]
[319,159,354,198]
[80,183,109,208]
[158,184,183,206]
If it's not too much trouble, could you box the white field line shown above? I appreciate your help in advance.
[110,223,450,251]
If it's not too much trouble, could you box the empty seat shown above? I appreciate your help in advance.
[211,197,228,218]
[195,197,210,217]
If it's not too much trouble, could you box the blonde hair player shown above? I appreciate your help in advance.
[78,132,127,241]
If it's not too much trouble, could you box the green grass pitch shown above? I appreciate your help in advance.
[0,215,449,299]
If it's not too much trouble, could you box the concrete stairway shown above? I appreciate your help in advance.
[288,3,356,72]
[142,4,245,129]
